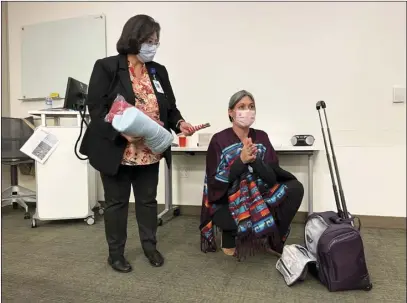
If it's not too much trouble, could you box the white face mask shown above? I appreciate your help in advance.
[137,43,157,63]
[235,109,256,128]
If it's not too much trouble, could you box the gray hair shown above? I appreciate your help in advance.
[228,90,255,122]
[228,90,255,109]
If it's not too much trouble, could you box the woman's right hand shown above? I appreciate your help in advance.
[240,138,257,164]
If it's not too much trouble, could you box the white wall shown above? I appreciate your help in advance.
[2,1,10,116]
[2,2,11,189]
[7,2,406,217]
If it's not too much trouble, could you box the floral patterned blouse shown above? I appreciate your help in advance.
[121,63,162,166]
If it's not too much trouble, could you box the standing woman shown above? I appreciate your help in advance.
[80,15,194,273]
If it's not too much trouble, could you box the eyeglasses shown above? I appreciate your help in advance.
[145,40,160,47]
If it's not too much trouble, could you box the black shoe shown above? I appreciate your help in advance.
[107,256,132,273]
[144,249,164,267]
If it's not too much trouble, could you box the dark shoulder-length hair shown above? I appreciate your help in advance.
[116,14,161,55]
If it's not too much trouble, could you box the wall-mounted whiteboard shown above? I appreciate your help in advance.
[20,14,106,100]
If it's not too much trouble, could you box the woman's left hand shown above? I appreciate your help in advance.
[244,138,258,157]
[179,121,195,136]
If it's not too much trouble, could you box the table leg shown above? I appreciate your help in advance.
[41,114,46,126]
[158,158,179,225]
[308,154,314,215]
[54,117,60,126]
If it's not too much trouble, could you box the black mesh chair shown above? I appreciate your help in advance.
[1,117,37,219]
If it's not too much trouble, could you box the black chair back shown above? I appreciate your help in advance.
[1,117,34,160]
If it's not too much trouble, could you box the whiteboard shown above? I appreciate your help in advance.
[20,14,106,100]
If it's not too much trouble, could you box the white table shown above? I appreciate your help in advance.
[28,109,89,127]
[158,145,320,225]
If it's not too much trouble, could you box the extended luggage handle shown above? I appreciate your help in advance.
[316,100,349,220]
[316,100,326,110]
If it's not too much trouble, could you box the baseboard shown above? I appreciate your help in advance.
[21,202,406,229]
[293,212,406,229]
[154,205,406,230]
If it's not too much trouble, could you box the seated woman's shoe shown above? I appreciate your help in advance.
[222,248,236,256]
[221,232,236,256]
[266,247,282,257]
[107,256,132,273]
[262,236,283,257]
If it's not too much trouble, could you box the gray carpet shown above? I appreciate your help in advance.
[2,206,406,303]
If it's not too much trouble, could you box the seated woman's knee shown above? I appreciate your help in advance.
[286,179,305,199]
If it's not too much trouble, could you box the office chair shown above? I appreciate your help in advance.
[1,117,37,219]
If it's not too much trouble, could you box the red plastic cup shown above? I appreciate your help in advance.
[178,135,187,147]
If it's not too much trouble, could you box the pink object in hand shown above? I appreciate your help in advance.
[189,123,211,133]
[105,95,133,123]
[105,94,164,126]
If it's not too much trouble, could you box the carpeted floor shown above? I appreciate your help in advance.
[2,206,406,303]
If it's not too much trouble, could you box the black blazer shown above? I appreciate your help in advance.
[79,54,184,176]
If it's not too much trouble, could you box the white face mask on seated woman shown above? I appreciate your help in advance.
[228,91,257,129]
[235,109,256,128]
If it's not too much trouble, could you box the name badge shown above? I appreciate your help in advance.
[153,80,164,94]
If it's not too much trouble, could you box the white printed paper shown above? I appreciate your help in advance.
[20,126,59,164]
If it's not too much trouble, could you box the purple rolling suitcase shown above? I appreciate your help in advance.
[304,101,373,292]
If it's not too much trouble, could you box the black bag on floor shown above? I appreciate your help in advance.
[304,101,373,292]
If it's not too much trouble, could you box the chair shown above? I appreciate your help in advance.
[1,117,37,219]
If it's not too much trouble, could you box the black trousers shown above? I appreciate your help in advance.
[100,163,159,259]
[212,179,304,249]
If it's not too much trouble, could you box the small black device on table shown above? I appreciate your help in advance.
[291,135,315,146]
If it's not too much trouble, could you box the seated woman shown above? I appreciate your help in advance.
[199,90,304,260]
